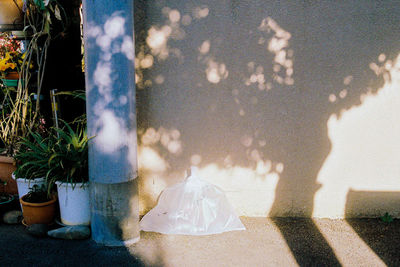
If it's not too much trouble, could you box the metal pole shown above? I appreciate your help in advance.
[82,0,139,246]
[49,89,59,130]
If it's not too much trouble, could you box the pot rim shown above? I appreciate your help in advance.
[20,194,57,207]
[0,156,15,164]
[55,181,89,188]
[0,194,14,204]
[11,172,46,181]
[13,173,45,181]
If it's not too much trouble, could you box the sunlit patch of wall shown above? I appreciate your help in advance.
[137,127,184,214]
[313,53,400,218]
[257,17,294,86]
[196,39,229,84]
[198,163,282,216]
[137,125,285,216]
[138,133,283,216]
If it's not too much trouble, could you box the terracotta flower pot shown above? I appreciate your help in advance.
[0,156,17,195]
[5,71,19,80]
[20,194,57,225]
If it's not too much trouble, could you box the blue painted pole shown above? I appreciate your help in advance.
[82,0,139,246]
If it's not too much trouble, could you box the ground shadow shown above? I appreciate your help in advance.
[273,218,341,266]
[345,190,400,266]
[345,218,400,266]
[0,224,146,266]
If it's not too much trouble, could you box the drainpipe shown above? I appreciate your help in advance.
[82,0,139,246]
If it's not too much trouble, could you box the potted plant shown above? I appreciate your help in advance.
[13,128,52,202]
[19,184,57,225]
[47,121,90,226]
[13,125,58,225]
[0,155,17,195]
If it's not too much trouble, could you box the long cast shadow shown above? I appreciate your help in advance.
[273,218,341,266]
[345,190,400,266]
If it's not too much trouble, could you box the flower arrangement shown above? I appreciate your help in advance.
[0,52,22,75]
[0,33,23,78]
[0,33,21,57]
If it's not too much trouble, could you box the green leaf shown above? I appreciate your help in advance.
[34,0,45,10]
[380,212,393,223]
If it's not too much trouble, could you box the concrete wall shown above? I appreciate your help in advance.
[134,0,400,218]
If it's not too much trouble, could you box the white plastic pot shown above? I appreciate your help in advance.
[56,181,90,226]
[13,173,45,208]
[16,177,45,197]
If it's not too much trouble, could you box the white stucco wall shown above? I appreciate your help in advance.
[134,0,400,218]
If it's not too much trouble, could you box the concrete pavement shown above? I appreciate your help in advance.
[1,217,399,266]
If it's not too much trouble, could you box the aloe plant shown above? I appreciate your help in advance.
[16,120,89,196]
[14,130,54,179]
[46,120,89,190]
[13,130,56,198]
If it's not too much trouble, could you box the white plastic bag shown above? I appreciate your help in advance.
[140,166,246,235]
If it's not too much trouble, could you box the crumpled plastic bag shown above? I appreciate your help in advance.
[140,166,246,235]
